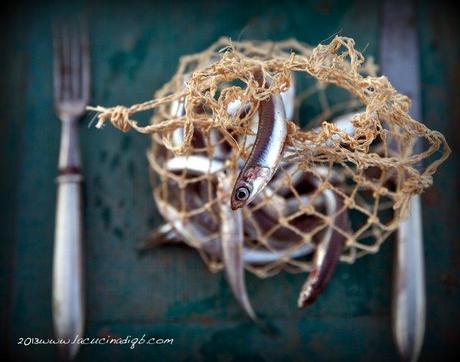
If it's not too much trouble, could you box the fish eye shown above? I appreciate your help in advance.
[235,186,250,201]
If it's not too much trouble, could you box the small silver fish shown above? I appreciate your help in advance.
[150,192,313,265]
[154,194,221,254]
[227,73,295,122]
[231,72,288,210]
[160,155,322,263]
[164,154,286,218]
[170,99,237,160]
[165,155,225,174]
[169,71,191,148]
[295,114,359,307]
[280,74,295,121]
[218,173,256,319]
[170,98,186,147]
[143,221,315,265]
[297,188,348,308]
[162,155,306,264]
[323,110,361,137]
[237,166,346,262]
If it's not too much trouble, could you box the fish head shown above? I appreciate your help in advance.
[230,166,271,210]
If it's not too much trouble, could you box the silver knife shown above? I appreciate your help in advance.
[380,1,426,360]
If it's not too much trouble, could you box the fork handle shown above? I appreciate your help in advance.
[58,119,81,171]
[53,121,84,360]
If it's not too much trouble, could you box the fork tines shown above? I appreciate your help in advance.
[53,18,90,115]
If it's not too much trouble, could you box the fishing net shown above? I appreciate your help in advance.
[89,36,450,278]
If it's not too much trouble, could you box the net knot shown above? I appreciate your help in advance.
[88,105,132,132]
[106,106,132,132]
[401,175,433,194]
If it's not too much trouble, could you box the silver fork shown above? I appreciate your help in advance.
[52,19,89,361]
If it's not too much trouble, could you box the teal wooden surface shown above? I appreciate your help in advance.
[1,0,458,361]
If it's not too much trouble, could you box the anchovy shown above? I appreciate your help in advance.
[244,167,345,260]
[156,109,354,271]
[170,99,241,161]
[161,158,347,266]
[297,113,357,308]
[209,128,233,160]
[165,154,286,218]
[169,71,191,148]
[138,224,185,254]
[226,99,252,118]
[154,193,221,254]
[165,155,225,174]
[280,74,295,121]
[218,173,256,319]
[282,110,362,161]
[143,223,315,264]
[231,72,288,210]
[149,166,348,266]
[149,165,316,265]
[170,98,186,147]
[227,74,295,121]
[169,91,208,154]
[320,110,362,137]
[150,192,313,265]
[297,188,348,308]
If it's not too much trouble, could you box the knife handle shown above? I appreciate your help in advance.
[393,195,426,362]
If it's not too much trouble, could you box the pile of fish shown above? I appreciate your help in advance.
[144,70,357,319]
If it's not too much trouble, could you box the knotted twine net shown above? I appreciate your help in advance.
[89,36,450,278]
